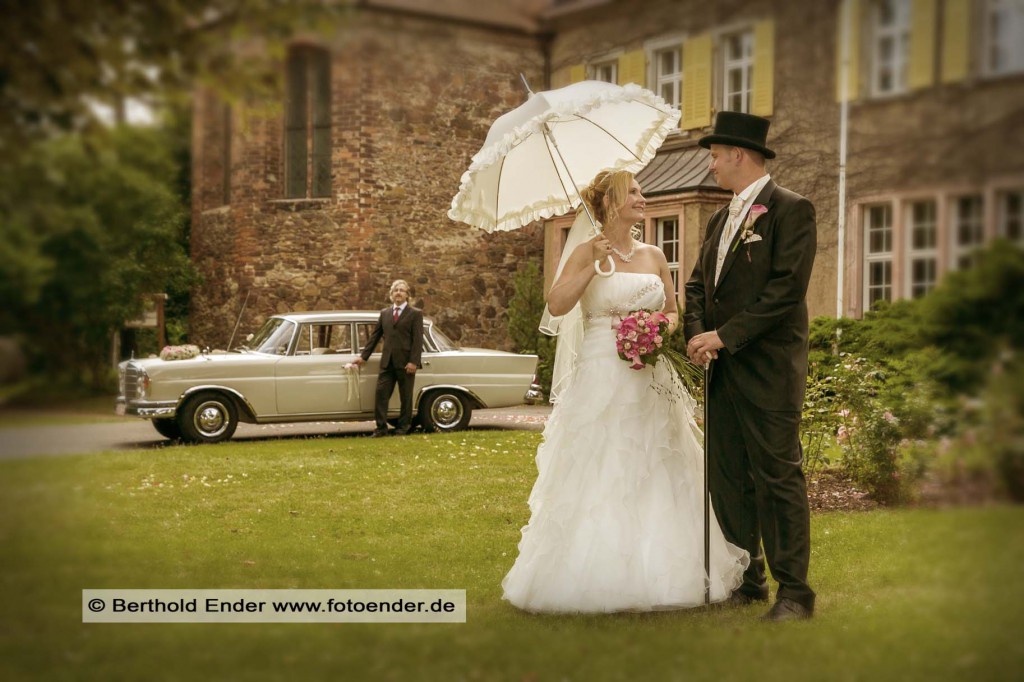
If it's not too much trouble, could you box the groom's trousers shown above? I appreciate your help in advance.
[707,368,815,612]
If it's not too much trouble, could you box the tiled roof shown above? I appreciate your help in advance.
[363,0,551,32]
[636,144,722,196]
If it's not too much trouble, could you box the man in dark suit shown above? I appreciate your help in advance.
[684,112,817,621]
[353,279,424,437]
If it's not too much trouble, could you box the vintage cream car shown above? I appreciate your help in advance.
[117,311,541,443]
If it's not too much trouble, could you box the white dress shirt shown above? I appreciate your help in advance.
[714,173,772,285]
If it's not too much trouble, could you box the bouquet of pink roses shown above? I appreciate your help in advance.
[614,309,702,393]
[159,344,201,361]
[615,309,670,370]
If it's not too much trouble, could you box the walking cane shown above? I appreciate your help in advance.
[703,360,711,606]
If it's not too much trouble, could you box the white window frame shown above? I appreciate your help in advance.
[905,200,938,299]
[721,30,754,113]
[950,194,985,271]
[983,0,1024,77]
[652,46,682,109]
[869,0,911,97]
[655,216,681,291]
[997,189,1024,244]
[591,60,618,83]
[864,203,894,308]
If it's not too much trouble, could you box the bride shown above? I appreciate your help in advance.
[502,170,748,613]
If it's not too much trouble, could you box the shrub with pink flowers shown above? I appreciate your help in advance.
[818,354,935,504]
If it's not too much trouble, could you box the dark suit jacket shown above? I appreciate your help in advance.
[684,180,817,411]
[360,305,424,370]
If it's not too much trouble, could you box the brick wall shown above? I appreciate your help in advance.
[191,12,545,349]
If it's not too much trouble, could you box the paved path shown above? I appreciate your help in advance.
[0,405,551,460]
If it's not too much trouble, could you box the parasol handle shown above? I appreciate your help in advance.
[537,120,615,278]
[593,256,616,277]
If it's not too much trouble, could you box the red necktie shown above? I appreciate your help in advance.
[393,307,400,323]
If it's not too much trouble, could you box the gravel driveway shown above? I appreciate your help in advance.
[0,405,550,460]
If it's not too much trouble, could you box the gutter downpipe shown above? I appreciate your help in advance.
[837,0,851,323]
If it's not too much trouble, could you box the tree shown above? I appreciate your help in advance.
[0,124,195,387]
[0,0,348,153]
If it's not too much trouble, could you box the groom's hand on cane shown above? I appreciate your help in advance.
[687,331,724,366]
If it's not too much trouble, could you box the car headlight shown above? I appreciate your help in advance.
[139,371,150,399]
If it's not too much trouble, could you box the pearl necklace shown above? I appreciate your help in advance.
[610,239,637,263]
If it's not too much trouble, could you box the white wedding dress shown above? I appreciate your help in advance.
[502,272,749,613]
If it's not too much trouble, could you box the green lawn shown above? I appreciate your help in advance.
[1,431,1021,681]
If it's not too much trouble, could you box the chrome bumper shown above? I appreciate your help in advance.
[523,383,546,405]
[116,398,178,419]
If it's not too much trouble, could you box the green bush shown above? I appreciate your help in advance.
[926,352,1024,503]
[506,260,555,400]
[916,242,1024,394]
[827,355,917,504]
[0,125,195,388]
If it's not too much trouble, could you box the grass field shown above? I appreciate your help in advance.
[1,431,1021,681]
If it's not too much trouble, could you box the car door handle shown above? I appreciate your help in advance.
[423,361,431,367]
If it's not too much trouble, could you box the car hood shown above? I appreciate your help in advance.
[123,352,276,378]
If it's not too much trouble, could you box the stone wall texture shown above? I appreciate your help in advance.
[192,0,1024,337]
[191,11,545,350]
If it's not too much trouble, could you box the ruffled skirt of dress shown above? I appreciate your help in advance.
[502,325,749,613]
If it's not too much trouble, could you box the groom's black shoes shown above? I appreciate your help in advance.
[761,598,813,622]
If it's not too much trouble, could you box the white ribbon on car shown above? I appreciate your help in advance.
[343,363,361,402]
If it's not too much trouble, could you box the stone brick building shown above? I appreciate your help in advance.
[190,0,548,349]
[191,0,1024,347]
[540,0,1024,319]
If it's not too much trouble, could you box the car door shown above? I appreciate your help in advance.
[275,322,361,416]
[354,320,436,415]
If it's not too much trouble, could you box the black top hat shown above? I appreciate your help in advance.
[698,111,775,159]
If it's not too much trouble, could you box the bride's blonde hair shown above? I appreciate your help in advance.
[579,170,634,227]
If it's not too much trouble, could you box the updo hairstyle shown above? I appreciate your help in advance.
[578,169,634,227]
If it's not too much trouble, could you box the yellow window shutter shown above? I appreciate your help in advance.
[752,19,775,116]
[908,0,937,89]
[570,64,586,83]
[617,50,647,86]
[681,33,712,130]
[941,0,971,83]
[835,0,862,102]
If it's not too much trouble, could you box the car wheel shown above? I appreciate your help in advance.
[177,392,238,444]
[151,418,181,440]
[418,390,472,433]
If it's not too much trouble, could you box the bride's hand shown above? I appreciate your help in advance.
[591,236,612,262]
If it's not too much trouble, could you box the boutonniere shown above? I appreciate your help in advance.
[732,204,768,261]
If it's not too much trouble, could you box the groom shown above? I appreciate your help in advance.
[684,112,817,621]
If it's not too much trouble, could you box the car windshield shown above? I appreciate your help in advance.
[428,324,460,352]
[244,318,296,355]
